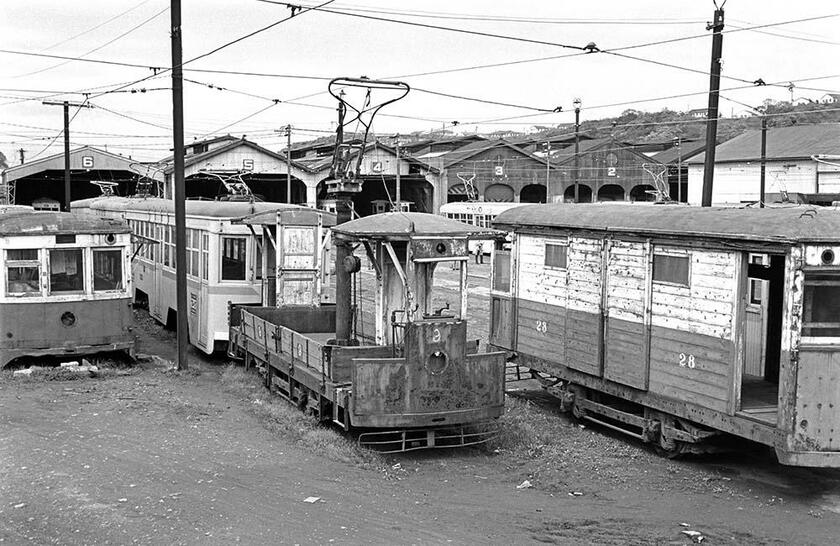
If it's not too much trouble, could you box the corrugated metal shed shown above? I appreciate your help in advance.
[688,123,840,164]
[494,203,840,244]
[0,211,128,237]
[332,212,504,240]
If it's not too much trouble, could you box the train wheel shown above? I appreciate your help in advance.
[568,385,587,419]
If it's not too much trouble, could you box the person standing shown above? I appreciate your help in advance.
[475,241,484,264]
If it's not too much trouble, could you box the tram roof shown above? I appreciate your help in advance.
[72,196,322,220]
[493,203,840,244]
[332,212,504,240]
[233,207,336,227]
[0,210,129,237]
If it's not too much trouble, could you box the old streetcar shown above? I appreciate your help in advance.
[491,203,840,467]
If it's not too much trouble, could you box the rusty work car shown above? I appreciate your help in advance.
[229,212,506,452]
[490,203,840,467]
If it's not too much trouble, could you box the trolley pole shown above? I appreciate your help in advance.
[759,114,767,208]
[285,124,292,203]
[701,5,725,207]
[171,0,189,370]
[42,100,91,211]
[18,148,25,165]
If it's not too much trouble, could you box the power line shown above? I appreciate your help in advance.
[39,0,156,52]
[13,6,170,79]
[29,101,90,160]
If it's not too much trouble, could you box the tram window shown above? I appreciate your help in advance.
[221,237,247,280]
[201,233,209,280]
[6,249,40,295]
[653,254,690,287]
[49,249,84,293]
[93,249,123,291]
[544,243,568,269]
[802,273,840,337]
[493,250,511,293]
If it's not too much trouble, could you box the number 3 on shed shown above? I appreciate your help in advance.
[679,352,696,369]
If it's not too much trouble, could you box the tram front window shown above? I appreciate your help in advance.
[221,237,247,281]
[6,249,40,295]
[93,249,123,291]
[49,248,84,293]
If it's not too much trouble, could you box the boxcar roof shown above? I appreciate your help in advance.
[72,196,321,220]
[234,208,336,227]
[0,211,129,237]
[493,203,840,244]
[332,212,504,241]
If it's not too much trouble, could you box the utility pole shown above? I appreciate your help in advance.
[394,135,401,211]
[759,114,767,208]
[545,141,551,199]
[285,124,292,203]
[18,148,25,165]
[674,137,682,202]
[701,3,725,207]
[42,100,91,211]
[170,0,189,370]
[573,98,582,203]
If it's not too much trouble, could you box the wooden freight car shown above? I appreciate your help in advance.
[490,203,840,467]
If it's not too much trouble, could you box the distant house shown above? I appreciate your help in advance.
[819,93,840,104]
[688,108,708,119]
[686,123,840,205]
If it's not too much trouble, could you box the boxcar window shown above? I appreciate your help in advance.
[802,273,840,338]
[49,249,84,293]
[653,254,690,287]
[222,237,247,280]
[493,250,511,293]
[544,243,568,269]
[93,249,123,291]
[6,249,40,295]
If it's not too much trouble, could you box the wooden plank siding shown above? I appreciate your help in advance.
[510,232,742,412]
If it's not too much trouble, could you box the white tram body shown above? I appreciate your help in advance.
[440,201,519,253]
[0,210,134,367]
[73,197,333,354]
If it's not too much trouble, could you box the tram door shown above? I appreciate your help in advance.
[602,239,649,390]
[745,253,769,376]
[275,218,322,306]
[151,223,166,322]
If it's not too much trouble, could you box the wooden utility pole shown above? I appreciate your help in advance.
[394,136,401,210]
[171,0,189,370]
[759,114,767,207]
[701,4,725,207]
[18,148,25,165]
[42,100,91,211]
[285,124,292,203]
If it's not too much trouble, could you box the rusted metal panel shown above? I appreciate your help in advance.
[791,347,840,452]
[351,320,505,427]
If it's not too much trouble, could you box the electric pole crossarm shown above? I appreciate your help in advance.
[700,6,725,207]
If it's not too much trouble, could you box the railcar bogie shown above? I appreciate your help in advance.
[492,203,840,467]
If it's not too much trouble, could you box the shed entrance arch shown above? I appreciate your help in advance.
[597,184,625,202]
[484,183,514,202]
[563,184,592,203]
[520,184,547,203]
[630,184,657,202]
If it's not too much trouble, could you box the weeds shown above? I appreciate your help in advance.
[219,365,381,468]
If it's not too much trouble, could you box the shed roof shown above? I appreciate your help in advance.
[688,123,840,164]
[493,203,840,244]
[650,140,707,165]
[441,138,553,169]
[332,212,504,240]
[1,146,163,184]
[72,196,320,219]
[0,210,129,237]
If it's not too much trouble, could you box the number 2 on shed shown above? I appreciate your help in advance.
[679,352,696,369]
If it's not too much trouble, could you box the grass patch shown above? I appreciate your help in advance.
[220,365,382,468]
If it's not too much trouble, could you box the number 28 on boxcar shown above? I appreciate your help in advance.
[0,210,134,368]
[491,204,840,467]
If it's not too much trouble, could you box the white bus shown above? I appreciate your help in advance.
[73,196,334,354]
[440,201,521,254]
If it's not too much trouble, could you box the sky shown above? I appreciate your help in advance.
[1,0,839,162]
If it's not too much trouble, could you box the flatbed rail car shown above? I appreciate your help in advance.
[72,196,335,354]
[0,209,134,367]
[490,203,840,467]
[230,212,507,452]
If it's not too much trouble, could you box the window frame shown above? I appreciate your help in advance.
[92,247,125,293]
[220,235,248,282]
[544,242,568,270]
[48,247,86,295]
[5,248,42,297]
[652,251,691,288]
[801,272,840,342]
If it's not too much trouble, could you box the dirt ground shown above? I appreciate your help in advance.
[2,263,840,545]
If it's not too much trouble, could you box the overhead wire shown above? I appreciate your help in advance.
[29,100,91,160]
[39,0,156,52]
